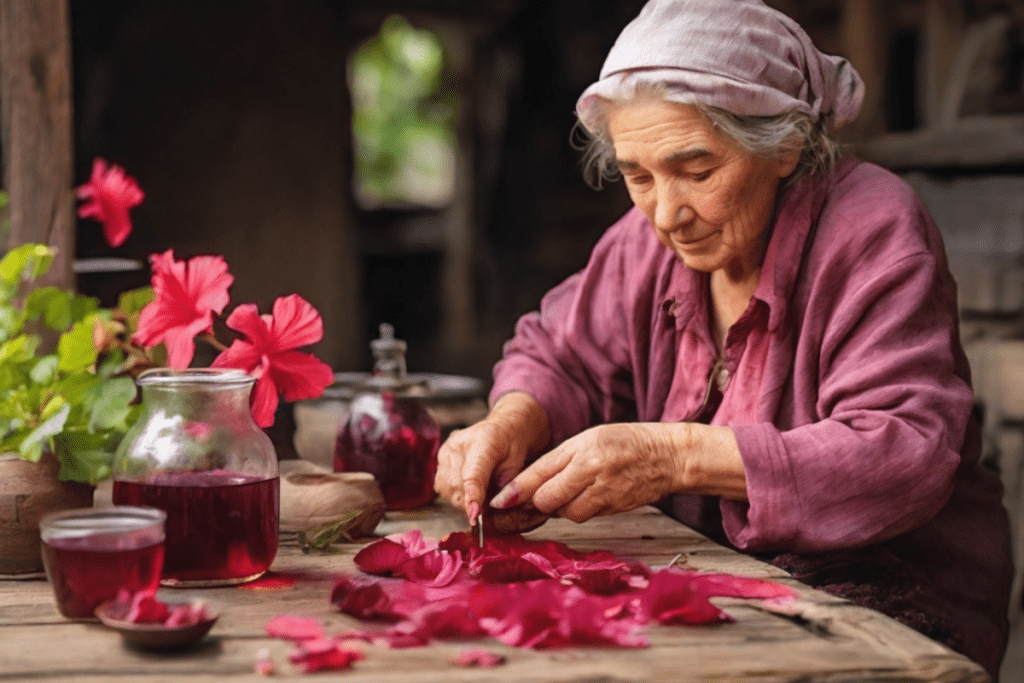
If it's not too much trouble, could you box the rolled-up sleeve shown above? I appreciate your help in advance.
[491,214,650,446]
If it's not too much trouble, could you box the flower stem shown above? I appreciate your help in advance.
[199,333,229,352]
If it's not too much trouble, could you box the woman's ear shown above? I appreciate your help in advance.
[776,147,801,179]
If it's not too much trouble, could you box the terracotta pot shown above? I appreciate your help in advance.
[0,451,95,575]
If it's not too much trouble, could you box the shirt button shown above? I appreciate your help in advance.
[715,366,730,391]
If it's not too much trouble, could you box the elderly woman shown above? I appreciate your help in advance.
[434,0,1013,676]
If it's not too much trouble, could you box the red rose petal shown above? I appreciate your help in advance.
[165,602,208,627]
[395,550,465,587]
[265,615,325,642]
[452,648,506,667]
[288,638,364,673]
[686,571,797,600]
[354,538,413,575]
[124,590,170,624]
[640,570,731,626]
[335,532,795,652]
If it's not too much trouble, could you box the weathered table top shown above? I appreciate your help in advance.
[0,504,990,682]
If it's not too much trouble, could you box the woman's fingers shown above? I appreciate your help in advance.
[491,446,579,513]
[460,435,505,520]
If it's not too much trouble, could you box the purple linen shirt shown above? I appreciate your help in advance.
[491,157,1012,677]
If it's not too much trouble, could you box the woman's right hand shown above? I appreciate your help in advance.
[434,391,551,524]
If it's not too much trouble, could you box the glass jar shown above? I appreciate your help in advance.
[111,368,279,587]
[334,324,440,510]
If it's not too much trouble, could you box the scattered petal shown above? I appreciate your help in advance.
[332,532,798,654]
[265,615,325,642]
[396,550,465,587]
[452,648,505,667]
[354,538,413,575]
[164,601,208,627]
[124,590,169,624]
[288,638,364,673]
[255,648,275,676]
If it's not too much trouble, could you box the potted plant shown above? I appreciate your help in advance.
[0,239,144,573]
[0,160,335,574]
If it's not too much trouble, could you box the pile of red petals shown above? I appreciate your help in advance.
[328,530,795,650]
[118,589,209,627]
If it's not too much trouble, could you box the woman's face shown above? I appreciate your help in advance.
[607,100,799,279]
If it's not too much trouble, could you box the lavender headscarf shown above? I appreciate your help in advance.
[576,0,864,133]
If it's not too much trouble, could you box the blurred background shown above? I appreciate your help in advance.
[4,0,1024,678]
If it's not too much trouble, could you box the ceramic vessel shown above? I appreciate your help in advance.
[0,451,94,575]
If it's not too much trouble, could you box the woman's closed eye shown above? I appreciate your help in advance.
[624,173,653,188]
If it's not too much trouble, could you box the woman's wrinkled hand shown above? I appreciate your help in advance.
[433,392,551,523]
[489,422,687,523]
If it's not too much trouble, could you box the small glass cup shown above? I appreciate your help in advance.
[40,506,166,619]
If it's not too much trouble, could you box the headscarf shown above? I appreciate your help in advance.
[576,0,864,133]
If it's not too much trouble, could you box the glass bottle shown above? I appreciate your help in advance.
[333,324,440,510]
[111,368,279,587]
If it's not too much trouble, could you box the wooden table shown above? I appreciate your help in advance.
[0,505,991,682]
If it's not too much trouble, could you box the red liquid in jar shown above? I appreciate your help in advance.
[113,470,279,584]
[334,392,439,510]
[41,533,164,619]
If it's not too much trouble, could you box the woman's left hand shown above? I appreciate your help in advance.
[488,423,683,522]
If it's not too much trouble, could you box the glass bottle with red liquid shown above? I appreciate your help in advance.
[112,368,279,587]
[334,324,440,510]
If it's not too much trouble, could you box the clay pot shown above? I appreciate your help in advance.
[279,459,385,539]
[0,452,95,575]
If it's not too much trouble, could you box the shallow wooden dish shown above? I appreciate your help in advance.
[95,597,218,651]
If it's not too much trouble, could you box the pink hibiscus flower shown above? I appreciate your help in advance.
[76,157,145,247]
[134,250,233,369]
[212,294,334,428]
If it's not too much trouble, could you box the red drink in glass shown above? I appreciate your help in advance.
[113,470,279,586]
[334,391,439,510]
[40,506,165,619]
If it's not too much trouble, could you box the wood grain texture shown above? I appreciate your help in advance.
[0,505,990,682]
[0,0,75,287]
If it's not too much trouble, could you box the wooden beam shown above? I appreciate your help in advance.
[840,0,891,141]
[0,0,75,290]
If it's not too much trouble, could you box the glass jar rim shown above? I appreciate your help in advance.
[136,367,255,389]
[39,505,167,535]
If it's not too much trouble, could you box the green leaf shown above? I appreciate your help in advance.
[0,334,40,364]
[69,294,100,325]
[53,370,103,407]
[87,376,136,431]
[0,244,54,285]
[57,318,99,372]
[18,402,70,462]
[118,286,155,316]
[29,355,59,385]
[24,287,71,330]
[0,304,21,343]
[54,429,118,484]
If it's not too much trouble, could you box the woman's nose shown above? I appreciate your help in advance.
[653,185,692,233]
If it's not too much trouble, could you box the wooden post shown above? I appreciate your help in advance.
[840,0,890,142]
[435,21,477,366]
[921,0,967,128]
[0,0,75,290]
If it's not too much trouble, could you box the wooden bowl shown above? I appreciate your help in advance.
[95,597,218,651]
